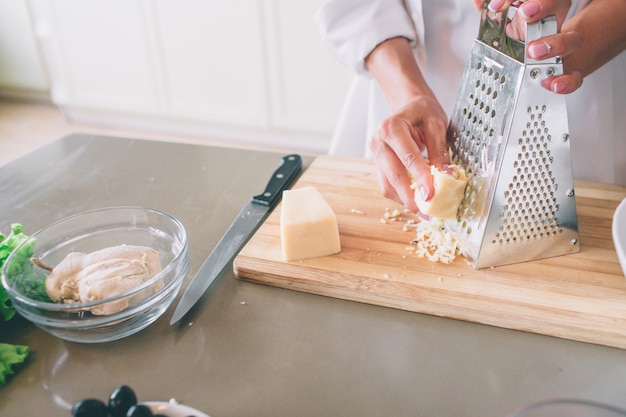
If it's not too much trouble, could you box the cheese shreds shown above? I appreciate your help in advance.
[380,208,408,224]
[410,218,460,264]
[380,207,462,264]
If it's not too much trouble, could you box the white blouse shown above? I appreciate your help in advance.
[316,0,626,185]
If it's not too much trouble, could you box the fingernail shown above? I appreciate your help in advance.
[518,1,540,19]
[417,212,431,221]
[528,42,550,59]
[488,0,505,12]
[419,186,430,202]
[552,82,567,94]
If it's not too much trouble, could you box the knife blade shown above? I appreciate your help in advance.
[169,154,302,325]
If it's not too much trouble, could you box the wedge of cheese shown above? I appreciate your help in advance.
[280,186,341,262]
[414,164,468,220]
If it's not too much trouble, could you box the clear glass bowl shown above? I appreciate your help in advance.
[507,399,626,417]
[1,207,189,343]
[144,401,210,417]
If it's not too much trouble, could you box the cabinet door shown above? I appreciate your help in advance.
[0,0,49,93]
[30,0,161,111]
[155,0,269,128]
[264,0,351,134]
[25,0,352,146]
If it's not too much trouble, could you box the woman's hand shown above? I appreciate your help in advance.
[368,95,450,214]
[365,37,451,214]
[473,0,583,94]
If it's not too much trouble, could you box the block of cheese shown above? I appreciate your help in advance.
[280,186,341,262]
[414,164,468,220]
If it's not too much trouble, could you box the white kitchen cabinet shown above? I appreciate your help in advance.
[22,0,351,152]
[155,1,268,128]
[0,0,49,96]
[32,0,160,111]
[264,0,351,134]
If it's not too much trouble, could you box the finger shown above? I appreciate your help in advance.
[505,15,527,40]
[526,31,582,61]
[373,163,403,207]
[540,72,583,94]
[517,0,572,26]
[374,161,420,213]
[369,127,420,212]
[421,116,451,170]
[488,0,515,12]
[382,117,435,203]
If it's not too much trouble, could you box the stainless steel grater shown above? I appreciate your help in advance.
[446,1,579,269]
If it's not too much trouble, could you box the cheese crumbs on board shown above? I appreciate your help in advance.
[380,207,461,264]
[409,218,461,264]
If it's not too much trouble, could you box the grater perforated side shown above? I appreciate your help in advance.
[446,2,579,269]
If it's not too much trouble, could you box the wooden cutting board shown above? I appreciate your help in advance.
[234,155,626,349]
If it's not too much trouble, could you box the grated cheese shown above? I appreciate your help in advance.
[381,207,462,264]
[410,218,461,264]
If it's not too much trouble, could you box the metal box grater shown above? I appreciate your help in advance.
[446,1,579,269]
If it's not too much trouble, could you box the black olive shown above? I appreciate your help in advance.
[71,398,109,417]
[109,385,138,417]
[126,404,154,417]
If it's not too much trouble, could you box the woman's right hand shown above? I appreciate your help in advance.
[368,94,451,215]
[364,37,451,215]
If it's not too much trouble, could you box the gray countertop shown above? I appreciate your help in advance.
[2,134,626,417]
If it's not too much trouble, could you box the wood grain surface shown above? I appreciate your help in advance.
[234,155,626,349]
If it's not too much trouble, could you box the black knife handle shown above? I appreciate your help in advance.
[252,154,302,207]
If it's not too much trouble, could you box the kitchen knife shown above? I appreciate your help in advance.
[169,154,302,325]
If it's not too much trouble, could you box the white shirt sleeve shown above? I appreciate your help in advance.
[315,0,421,75]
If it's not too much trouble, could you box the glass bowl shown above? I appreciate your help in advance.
[506,399,626,417]
[144,401,210,417]
[1,206,189,343]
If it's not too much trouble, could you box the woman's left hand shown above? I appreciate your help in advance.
[472,0,583,94]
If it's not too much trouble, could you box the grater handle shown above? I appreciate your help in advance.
[478,0,525,62]
[478,0,558,64]
[478,0,508,46]
[524,14,559,64]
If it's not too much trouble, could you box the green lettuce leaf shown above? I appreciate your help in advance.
[0,223,47,321]
[0,288,13,322]
[0,224,35,387]
[0,343,29,386]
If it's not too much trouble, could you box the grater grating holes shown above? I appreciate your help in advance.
[448,19,578,267]
[492,105,563,245]
[454,59,507,231]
